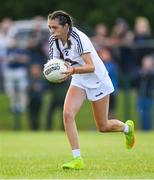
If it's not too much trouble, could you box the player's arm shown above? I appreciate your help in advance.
[63,32,95,76]
[48,36,60,60]
[71,32,95,74]
[72,53,95,74]
[63,53,95,76]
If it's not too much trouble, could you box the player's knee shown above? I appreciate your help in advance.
[98,125,108,132]
[63,110,75,123]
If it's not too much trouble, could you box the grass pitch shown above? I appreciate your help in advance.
[0,131,154,179]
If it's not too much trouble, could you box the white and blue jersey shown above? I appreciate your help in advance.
[48,27,112,89]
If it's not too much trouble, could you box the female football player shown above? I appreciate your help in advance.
[47,10,135,170]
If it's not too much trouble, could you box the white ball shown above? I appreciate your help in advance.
[43,58,67,83]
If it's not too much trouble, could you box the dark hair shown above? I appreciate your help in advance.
[48,10,73,48]
[48,10,73,33]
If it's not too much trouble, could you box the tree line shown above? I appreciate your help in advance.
[1,0,154,34]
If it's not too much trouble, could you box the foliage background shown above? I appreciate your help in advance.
[1,0,154,34]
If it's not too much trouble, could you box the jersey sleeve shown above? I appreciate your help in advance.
[49,36,60,59]
[71,30,91,55]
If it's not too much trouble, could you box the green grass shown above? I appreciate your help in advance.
[1,131,154,179]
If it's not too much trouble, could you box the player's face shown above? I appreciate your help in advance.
[48,19,68,40]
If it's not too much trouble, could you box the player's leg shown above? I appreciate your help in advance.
[62,85,86,169]
[92,95,125,132]
[63,85,86,149]
[92,95,135,148]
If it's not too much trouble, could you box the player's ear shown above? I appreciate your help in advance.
[63,23,69,33]
[64,23,69,29]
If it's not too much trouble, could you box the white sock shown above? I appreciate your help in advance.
[72,149,81,158]
[124,124,129,134]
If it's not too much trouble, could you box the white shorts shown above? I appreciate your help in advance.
[71,74,114,101]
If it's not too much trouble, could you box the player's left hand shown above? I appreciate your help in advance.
[61,63,75,77]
